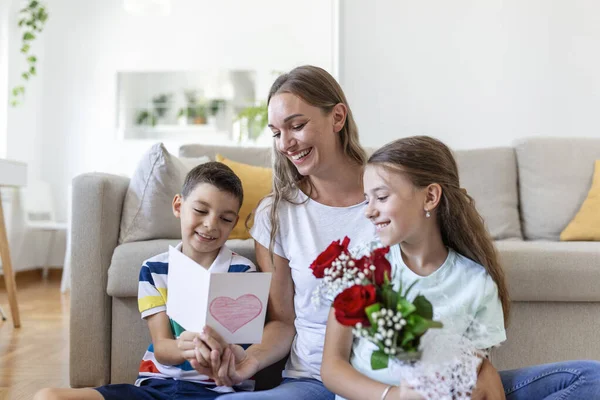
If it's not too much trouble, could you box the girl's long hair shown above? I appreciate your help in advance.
[368,136,510,324]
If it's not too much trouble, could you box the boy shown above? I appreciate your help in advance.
[35,162,257,400]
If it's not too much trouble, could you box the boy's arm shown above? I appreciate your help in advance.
[147,311,217,376]
[139,261,187,366]
[146,311,186,366]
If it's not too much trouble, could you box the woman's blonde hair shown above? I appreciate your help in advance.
[259,65,366,263]
[368,136,510,324]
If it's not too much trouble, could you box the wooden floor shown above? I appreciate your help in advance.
[0,272,69,400]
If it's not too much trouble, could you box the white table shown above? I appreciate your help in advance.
[0,158,27,328]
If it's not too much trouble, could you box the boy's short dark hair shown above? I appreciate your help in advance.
[182,162,244,209]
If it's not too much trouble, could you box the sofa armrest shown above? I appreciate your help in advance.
[70,173,130,388]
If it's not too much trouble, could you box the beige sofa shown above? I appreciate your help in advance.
[69,137,600,388]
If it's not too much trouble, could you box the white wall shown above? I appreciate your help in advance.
[341,0,600,149]
[6,0,336,222]
[0,0,8,159]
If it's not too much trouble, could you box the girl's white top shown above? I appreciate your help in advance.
[250,190,375,380]
[349,244,507,387]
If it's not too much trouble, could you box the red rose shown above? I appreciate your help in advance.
[370,247,391,286]
[333,284,377,326]
[310,236,351,278]
[353,247,391,286]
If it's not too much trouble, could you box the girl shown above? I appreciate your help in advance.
[321,136,507,399]
[321,136,599,400]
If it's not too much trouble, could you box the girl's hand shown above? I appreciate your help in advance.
[473,358,506,400]
[471,387,505,400]
[395,382,425,400]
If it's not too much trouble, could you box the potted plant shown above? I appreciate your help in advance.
[152,93,172,123]
[176,108,188,125]
[135,109,157,126]
[208,99,226,126]
[235,102,268,141]
[183,90,207,125]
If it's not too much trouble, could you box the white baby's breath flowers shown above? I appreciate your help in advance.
[351,306,408,358]
[311,248,376,307]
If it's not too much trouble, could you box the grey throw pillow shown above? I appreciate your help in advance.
[118,143,210,244]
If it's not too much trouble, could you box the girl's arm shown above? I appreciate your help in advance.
[321,308,404,400]
[472,357,506,400]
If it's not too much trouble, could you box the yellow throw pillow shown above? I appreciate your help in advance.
[560,160,600,241]
[216,154,272,240]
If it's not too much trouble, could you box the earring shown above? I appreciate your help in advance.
[425,209,431,218]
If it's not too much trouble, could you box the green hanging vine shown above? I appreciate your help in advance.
[11,1,49,107]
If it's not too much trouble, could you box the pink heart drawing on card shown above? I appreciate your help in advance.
[209,294,263,333]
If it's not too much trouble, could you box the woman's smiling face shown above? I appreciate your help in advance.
[268,93,341,177]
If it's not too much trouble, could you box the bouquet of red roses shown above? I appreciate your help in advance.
[311,237,443,369]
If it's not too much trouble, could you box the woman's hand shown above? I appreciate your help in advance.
[210,344,261,387]
[177,327,227,377]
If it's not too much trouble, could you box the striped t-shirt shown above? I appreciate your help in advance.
[136,242,256,392]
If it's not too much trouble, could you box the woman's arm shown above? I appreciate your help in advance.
[244,241,297,370]
[472,357,506,400]
[321,308,405,400]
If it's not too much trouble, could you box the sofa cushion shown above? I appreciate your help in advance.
[560,160,600,241]
[119,143,210,244]
[107,239,257,297]
[495,240,600,301]
[516,137,600,240]
[454,147,522,240]
[216,154,273,240]
[179,144,272,168]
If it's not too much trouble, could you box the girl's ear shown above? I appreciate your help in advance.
[172,194,183,218]
[332,103,347,133]
[424,183,442,213]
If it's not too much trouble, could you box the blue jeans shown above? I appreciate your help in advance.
[217,378,334,400]
[95,378,225,400]
[218,361,600,399]
[500,360,600,400]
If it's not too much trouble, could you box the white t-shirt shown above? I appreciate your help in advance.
[349,244,507,386]
[250,189,375,380]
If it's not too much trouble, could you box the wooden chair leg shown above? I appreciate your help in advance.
[0,190,21,327]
